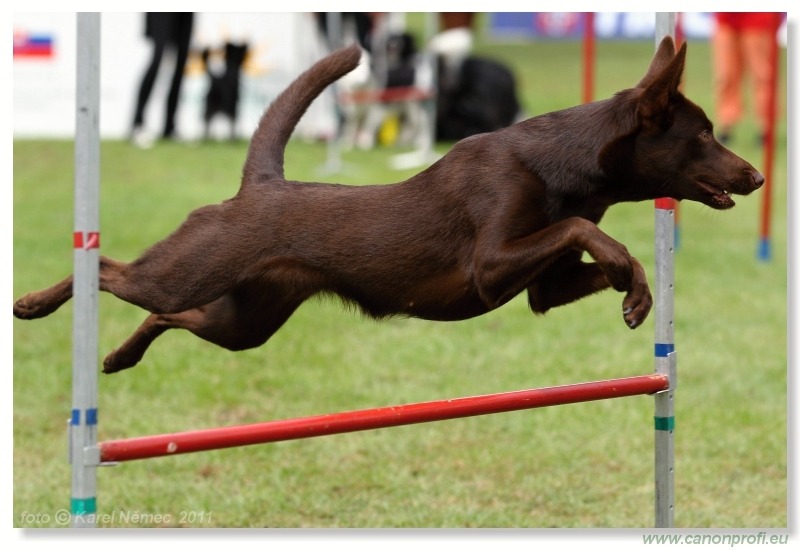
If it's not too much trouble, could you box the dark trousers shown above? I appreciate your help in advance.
[132,13,194,138]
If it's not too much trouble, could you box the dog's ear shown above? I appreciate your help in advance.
[636,36,676,88]
[636,39,687,131]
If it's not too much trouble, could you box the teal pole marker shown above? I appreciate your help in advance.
[70,497,97,515]
[654,415,675,432]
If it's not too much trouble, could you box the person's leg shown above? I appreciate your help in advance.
[163,13,194,138]
[711,24,744,142]
[741,28,776,140]
[132,40,165,131]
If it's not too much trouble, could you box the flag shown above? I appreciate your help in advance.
[14,30,54,59]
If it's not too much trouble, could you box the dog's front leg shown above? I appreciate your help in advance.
[474,217,652,328]
[527,259,610,313]
[526,257,651,328]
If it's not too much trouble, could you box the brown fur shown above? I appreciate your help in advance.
[14,38,763,373]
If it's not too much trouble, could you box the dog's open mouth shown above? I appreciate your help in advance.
[696,181,736,209]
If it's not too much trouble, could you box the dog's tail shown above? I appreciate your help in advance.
[241,43,362,184]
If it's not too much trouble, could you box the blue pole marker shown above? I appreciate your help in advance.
[758,236,772,262]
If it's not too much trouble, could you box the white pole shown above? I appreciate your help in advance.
[323,12,343,174]
[70,12,101,528]
[653,12,677,529]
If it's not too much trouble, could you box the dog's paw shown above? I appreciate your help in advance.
[622,299,651,329]
[102,349,141,374]
[621,285,652,329]
[13,294,55,319]
[13,297,34,319]
[621,258,652,329]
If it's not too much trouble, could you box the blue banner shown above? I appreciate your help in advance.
[488,13,715,41]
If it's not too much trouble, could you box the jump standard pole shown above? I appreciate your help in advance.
[70,12,101,528]
[654,12,677,529]
[758,18,780,261]
[582,12,595,104]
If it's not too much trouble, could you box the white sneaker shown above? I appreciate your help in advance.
[130,127,156,149]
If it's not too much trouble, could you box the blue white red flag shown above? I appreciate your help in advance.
[13,30,54,59]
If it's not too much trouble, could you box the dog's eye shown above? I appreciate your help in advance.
[699,130,712,142]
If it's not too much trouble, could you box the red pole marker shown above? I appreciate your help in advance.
[73,231,100,250]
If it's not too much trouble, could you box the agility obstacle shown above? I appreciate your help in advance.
[582,12,595,104]
[99,374,669,463]
[69,12,101,526]
[66,13,677,528]
[758,17,781,261]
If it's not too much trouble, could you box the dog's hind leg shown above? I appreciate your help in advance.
[13,275,74,320]
[102,286,307,373]
[102,311,176,372]
[14,256,141,320]
[16,203,258,322]
[14,255,194,319]
[14,247,235,320]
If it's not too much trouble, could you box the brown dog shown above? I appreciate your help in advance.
[14,37,763,373]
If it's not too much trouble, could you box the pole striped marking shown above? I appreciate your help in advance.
[655,198,675,210]
[654,343,675,358]
[70,497,97,515]
[70,408,99,426]
[73,231,100,250]
[654,416,675,431]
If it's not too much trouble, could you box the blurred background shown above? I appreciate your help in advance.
[13,12,788,141]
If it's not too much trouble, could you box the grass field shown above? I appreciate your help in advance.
[12,34,787,528]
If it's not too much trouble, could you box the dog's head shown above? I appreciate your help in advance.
[604,36,764,209]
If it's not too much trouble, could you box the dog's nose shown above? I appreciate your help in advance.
[751,170,765,189]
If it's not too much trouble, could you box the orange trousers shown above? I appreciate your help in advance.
[711,22,777,134]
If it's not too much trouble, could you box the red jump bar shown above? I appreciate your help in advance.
[99,374,669,462]
[339,86,433,105]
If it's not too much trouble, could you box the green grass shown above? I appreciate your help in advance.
[13,37,786,528]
